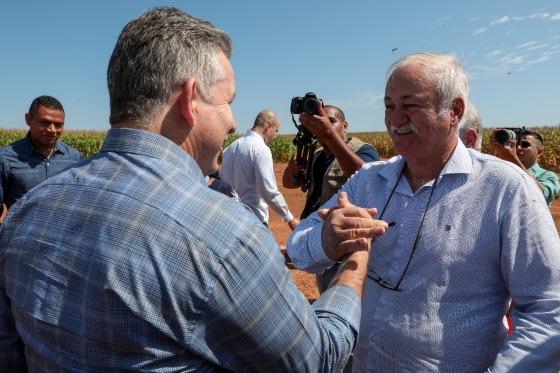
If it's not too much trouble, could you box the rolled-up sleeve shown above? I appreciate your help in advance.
[195,223,361,371]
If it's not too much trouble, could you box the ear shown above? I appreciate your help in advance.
[450,97,465,127]
[465,128,478,149]
[25,113,31,127]
[178,78,198,130]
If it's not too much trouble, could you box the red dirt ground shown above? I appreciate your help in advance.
[269,162,560,302]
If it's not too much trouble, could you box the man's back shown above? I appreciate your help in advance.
[221,130,293,225]
[1,128,360,371]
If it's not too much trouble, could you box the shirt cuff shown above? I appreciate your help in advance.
[282,211,294,222]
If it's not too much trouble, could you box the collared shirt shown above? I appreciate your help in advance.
[0,128,360,371]
[287,141,560,371]
[220,129,294,224]
[528,163,559,207]
[0,133,81,214]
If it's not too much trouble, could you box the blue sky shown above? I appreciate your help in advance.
[1,0,559,134]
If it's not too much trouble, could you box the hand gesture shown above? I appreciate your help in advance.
[319,192,388,261]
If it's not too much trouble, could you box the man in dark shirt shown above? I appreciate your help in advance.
[283,104,379,291]
[0,96,81,216]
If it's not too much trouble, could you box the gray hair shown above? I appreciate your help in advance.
[458,102,483,150]
[107,7,232,127]
[387,52,469,115]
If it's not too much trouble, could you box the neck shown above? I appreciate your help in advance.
[404,147,455,192]
[30,138,55,159]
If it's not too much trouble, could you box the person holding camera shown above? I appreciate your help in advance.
[490,128,559,206]
[282,104,379,292]
[220,109,299,230]
[287,52,560,371]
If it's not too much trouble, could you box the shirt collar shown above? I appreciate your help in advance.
[378,139,474,183]
[100,128,205,184]
[24,132,66,155]
[246,129,265,144]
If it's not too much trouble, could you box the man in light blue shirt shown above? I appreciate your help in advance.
[0,7,385,371]
[288,52,560,371]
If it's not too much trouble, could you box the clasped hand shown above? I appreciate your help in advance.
[319,192,388,261]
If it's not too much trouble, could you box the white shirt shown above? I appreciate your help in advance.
[220,130,293,224]
[287,141,560,371]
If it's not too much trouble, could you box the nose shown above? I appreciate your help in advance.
[228,120,237,135]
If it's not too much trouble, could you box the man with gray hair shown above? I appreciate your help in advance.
[458,101,483,151]
[0,7,374,371]
[287,52,560,370]
[221,109,299,229]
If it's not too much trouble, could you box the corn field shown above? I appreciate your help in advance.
[1,127,559,172]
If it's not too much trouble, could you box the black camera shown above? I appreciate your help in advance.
[495,127,525,145]
[290,92,322,115]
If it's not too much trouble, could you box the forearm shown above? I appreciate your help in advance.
[330,250,369,297]
[203,231,360,371]
[281,157,301,189]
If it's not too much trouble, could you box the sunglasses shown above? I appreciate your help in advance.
[518,140,532,149]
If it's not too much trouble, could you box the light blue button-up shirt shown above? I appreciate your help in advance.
[288,141,560,371]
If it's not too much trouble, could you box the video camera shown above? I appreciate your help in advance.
[495,127,527,145]
[289,92,322,192]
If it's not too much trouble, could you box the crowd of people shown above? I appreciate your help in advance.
[1,6,559,372]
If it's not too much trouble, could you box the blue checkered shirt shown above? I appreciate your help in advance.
[0,128,360,372]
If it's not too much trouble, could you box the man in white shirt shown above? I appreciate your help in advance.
[220,110,299,229]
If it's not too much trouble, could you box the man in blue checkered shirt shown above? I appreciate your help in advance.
[0,7,389,372]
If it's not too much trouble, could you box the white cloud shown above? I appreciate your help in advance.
[511,16,526,21]
[486,50,503,58]
[527,55,552,64]
[516,41,538,49]
[504,56,525,65]
[550,13,560,21]
[491,16,510,25]
[526,43,550,51]
[473,27,488,35]
[529,12,550,19]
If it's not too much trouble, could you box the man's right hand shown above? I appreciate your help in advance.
[319,192,388,262]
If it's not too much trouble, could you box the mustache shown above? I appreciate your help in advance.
[389,123,418,135]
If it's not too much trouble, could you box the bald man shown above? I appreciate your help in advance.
[220,110,298,230]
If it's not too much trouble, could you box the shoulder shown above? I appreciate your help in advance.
[0,138,28,164]
[59,142,82,159]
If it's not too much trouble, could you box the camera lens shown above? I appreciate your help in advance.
[495,129,516,144]
[303,98,319,115]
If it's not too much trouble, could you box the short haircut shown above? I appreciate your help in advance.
[324,105,346,122]
[458,102,483,150]
[28,95,64,117]
[521,129,544,149]
[107,7,232,127]
[252,110,277,129]
[387,52,469,115]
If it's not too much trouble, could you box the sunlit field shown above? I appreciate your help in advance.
[1,127,559,172]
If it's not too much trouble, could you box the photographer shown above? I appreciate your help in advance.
[490,128,559,206]
[283,104,379,292]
